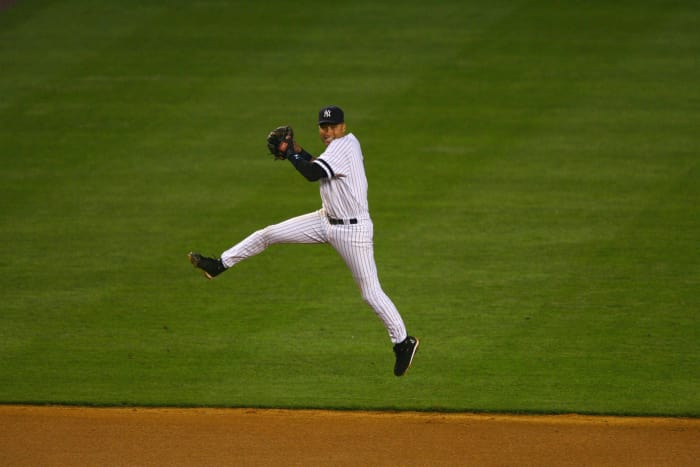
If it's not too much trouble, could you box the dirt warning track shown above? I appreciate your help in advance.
[1,405,699,466]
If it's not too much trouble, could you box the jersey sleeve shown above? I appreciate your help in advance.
[314,138,352,178]
[313,158,336,178]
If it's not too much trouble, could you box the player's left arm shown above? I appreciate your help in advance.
[286,152,326,181]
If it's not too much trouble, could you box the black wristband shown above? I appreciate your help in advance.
[299,148,314,161]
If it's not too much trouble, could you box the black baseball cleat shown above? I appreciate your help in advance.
[393,336,419,376]
[188,252,227,279]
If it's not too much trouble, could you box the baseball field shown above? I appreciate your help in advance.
[1,0,699,464]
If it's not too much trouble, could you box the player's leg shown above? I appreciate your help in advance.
[328,222,407,344]
[329,221,419,376]
[189,210,326,278]
[220,210,326,268]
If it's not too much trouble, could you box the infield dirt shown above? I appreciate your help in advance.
[1,405,699,465]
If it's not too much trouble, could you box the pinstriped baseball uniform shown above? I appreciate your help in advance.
[220,132,408,344]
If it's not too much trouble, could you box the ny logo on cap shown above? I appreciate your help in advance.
[324,109,332,118]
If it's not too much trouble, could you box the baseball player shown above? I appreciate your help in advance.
[189,105,419,376]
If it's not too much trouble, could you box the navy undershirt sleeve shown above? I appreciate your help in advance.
[287,152,326,181]
[299,149,314,162]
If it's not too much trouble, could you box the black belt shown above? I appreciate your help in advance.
[327,216,358,225]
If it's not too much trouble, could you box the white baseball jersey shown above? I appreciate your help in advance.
[313,133,369,220]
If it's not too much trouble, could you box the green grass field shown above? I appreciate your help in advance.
[1,0,698,416]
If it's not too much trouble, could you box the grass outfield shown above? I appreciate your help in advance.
[1,1,698,416]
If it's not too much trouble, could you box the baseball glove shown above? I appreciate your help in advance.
[266,125,294,160]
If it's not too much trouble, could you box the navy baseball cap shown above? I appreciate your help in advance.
[318,105,344,125]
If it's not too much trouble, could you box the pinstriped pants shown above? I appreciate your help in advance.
[220,209,408,344]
